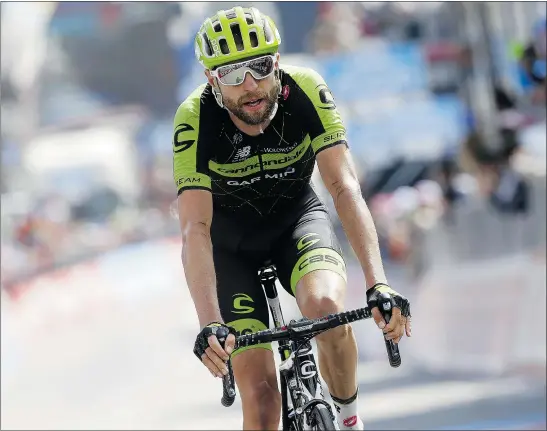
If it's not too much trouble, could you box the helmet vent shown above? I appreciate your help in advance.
[230,23,244,51]
[219,38,230,55]
[225,9,237,20]
[213,21,222,32]
[202,33,213,56]
[249,30,259,48]
[263,19,274,43]
[245,13,254,25]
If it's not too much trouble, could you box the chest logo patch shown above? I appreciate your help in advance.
[233,145,251,162]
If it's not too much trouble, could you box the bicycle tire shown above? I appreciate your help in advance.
[309,404,336,431]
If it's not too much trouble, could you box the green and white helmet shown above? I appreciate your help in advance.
[194,6,281,70]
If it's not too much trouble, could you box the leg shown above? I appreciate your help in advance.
[232,349,281,430]
[214,248,281,430]
[294,269,358,400]
[273,208,363,430]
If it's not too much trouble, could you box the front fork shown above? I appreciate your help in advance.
[279,346,333,430]
[260,265,333,429]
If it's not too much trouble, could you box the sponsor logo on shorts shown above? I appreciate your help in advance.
[298,252,343,271]
[296,233,320,253]
[232,293,255,314]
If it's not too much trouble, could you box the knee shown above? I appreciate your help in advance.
[300,294,352,344]
[300,292,343,320]
[242,380,281,428]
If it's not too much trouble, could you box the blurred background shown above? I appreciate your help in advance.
[1,1,545,430]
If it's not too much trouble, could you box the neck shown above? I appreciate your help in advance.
[228,103,278,137]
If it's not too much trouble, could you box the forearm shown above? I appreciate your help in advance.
[182,226,222,327]
[334,187,387,290]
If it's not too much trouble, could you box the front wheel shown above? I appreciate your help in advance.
[309,404,337,430]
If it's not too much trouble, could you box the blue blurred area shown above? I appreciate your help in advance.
[306,42,466,164]
[320,42,428,100]
[2,0,544,289]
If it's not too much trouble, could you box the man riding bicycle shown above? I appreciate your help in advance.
[173,7,412,430]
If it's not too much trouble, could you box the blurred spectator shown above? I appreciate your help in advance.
[518,17,546,104]
[308,2,363,54]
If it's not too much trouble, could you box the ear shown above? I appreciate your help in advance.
[205,70,215,87]
[275,52,281,68]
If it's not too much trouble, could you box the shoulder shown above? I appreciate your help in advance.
[281,64,329,94]
[281,64,326,86]
[173,83,213,126]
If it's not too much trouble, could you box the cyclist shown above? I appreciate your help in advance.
[173,7,412,430]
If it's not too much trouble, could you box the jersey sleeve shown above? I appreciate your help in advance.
[289,66,348,154]
[172,85,212,195]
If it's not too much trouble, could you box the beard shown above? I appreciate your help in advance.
[222,79,281,126]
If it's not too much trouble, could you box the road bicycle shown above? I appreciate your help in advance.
[218,262,401,430]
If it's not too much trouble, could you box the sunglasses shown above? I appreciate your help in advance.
[211,55,277,86]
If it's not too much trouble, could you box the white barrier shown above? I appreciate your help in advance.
[406,253,546,376]
[1,238,184,334]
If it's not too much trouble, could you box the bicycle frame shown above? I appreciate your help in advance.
[219,263,402,428]
[258,264,335,430]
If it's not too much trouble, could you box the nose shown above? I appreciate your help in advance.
[241,71,259,91]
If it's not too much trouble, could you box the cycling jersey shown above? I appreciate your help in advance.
[173,65,349,352]
[172,65,348,219]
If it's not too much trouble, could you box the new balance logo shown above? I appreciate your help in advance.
[233,146,251,162]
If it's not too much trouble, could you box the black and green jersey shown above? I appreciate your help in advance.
[172,65,347,218]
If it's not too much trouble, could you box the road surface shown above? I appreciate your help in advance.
[2,259,545,430]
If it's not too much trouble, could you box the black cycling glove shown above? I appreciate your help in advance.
[367,283,411,318]
[193,322,236,362]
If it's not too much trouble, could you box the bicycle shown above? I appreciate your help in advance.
[216,262,402,430]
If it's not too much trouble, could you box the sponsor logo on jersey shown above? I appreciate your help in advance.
[173,123,196,153]
[262,142,300,154]
[176,177,202,187]
[226,167,296,186]
[322,131,345,144]
[217,147,306,175]
[282,85,290,100]
[316,84,336,110]
[232,145,250,162]
[232,133,243,146]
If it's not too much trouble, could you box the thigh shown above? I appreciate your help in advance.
[214,247,271,356]
[273,208,347,297]
[214,248,279,411]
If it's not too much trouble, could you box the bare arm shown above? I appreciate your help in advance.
[178,189,222,327]
[316,145,387,289]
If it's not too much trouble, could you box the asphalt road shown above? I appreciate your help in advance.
[2,262,545,430]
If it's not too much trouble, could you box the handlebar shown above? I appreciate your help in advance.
[220,303,402,407]
[236,307,372,348]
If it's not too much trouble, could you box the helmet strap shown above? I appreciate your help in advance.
[212,80,224,108]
